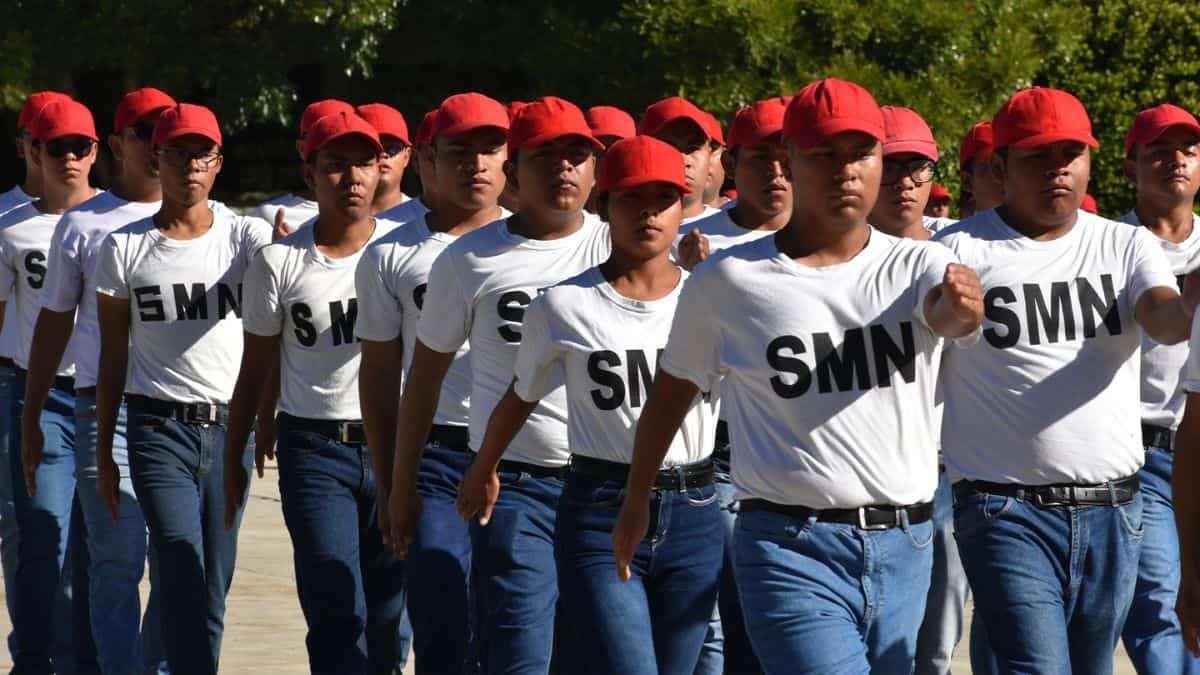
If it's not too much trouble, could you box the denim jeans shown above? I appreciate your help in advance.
[470,466,563,675]
[0,363,18,655]
[75,389,165,675]
[1122,446,1200,673]
[407,439,475,675]
[127,396,250,675]
[914,471,970,675]
[954,483,1143,675]
[557,469,722,675]
[275,413,406,675]
[733,508,934,675]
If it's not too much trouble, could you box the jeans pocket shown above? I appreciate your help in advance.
[130,412,170,435]
[563,476,624,508]
[736,509,814,541]
[904,519,935,549]
[1118,499,1145,538]
[953,492,1013,540]
[685,484,718,507]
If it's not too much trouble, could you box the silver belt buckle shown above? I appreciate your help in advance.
[857,507,894,531]
[206,404,218,425]
[339,423,355,445]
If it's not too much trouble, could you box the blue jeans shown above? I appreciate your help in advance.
[0,363,18,656]
[1122,446,1200,673]
[75,389,165,675]
[470,466,563,675]
[127,396,250,674]
[733,508,934,675]
[954,483,1143,675]
[407,439,475,675]
[276,413,406,675]
[914,471,970,675]
[557,470,722,675]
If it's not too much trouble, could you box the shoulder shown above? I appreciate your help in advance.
[539,268,601,308]
[445,216,509,256]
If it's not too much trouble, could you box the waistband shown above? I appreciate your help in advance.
[739,499,933,530]
[953,474,1138,507]
[1142,423,1173,452]
[567,454,714,490]
[126,394,228,426]
[13,367,76,395]
[0,357,14,370]
[496,458,565,480]
[278,411,365,445]
[427,424,470,450]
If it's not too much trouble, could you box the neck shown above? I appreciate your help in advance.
[427,202,502,237]
[777,211,872,265]
[113,173,162,204]
[1135,198,1195,244]
[730,203,788,232]
[155,198,214,235]
[681,198,705,219]
[20,171,42,199]
[313,211,376,258]
[372,184,405,214]
[599,248,680,301]
[996,204,1077,241]
[876,218,930,241]
[38,181,94,215]
[507,207,584,241]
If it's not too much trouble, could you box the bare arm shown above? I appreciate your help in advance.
[455,383,539,524]
[94,293,131,520]
[360,337,403,498]
[1136,286,1194,346]
[19,308,75,496]
[1176,391,1200,656]
[923,263,984,339]
[222,332,281,528]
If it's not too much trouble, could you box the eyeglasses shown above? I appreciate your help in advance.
[156,146,222,171]
[130,122,156,143]
[881,158,937,186]
[382,141,408,158]
[43,138,96,160]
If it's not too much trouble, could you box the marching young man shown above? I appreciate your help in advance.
[25,87,176,674]
[379,109,437,225]
[639,97,721,227]
[356,103,412,214]
[356,94,509,674]
[611,78,983,675]
[936,87,1197,674]
[958,121,1003,218]
[390,95,608,673]
[868,106,951,241]
[458,135,720,674]
[1117,103,1200,674]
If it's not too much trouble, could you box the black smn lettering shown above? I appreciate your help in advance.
[588,350,624,410]
[814,328,870,393]
[983,286,1021,349]
[767,335,811,398]
[1023,281,1075,345]
[134,286,165,322]
[870,322,916,386]
[217,283,242,319]
[1077,274,1121,338]
[329,299,359,347]
[413,283,427,311]
[22,251,46,290]
[173,283,208,321]
[497,290,532,343]
[625,349,656,408]
[291,303,317,347]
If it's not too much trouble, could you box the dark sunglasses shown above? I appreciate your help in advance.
[382,141,409,158]
[43,138,96,160]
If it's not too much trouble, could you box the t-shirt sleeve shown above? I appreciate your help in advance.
[41,215,84,312]
[241,249,284,337]
[512,294,564,402]
[92,233,130,299]
[240,217,274,265]
[416,249,471,354]
[1181,310,1200,393]
[658,269,723,393]
[354,246,403,342]
[1128,227,1179,307]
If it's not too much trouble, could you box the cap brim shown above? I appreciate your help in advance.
[156,127,221,148]
[589,128,631,144]
[601,175,691,197]
[644,114,711,142]
[306,129,385,158]
[729,127,783,149]
[42,127,99,143]
[786,118,885,149]
[1007,131,1100,150]
[516,131,605,151]
[435,122,509,140]
[1129,121,1200,154]
[882,140,938,161]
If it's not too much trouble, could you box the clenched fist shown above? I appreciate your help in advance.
[927,263,984,338]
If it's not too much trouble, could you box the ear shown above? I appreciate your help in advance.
[31,143,43,169]
[14,136,25,161]
[989,153,1006,186]
[502,159,519,192]
[108,134,123,162]
[721,148,735,174]
[959,167,975,194]
[302,161,315,192]
[295,139,305,161]
[597,193,610,222]
[211,153,224,177]
[1122,156,1137,187]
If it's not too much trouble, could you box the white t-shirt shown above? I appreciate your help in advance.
[418,213,612,466]
[250,193,319,231]
[355,215,472,427]
[94,208,272,404]
[1118,211,1200,432]
[377,196,430,227]
[243,218,401,420]
[673,208,777,261]
[935,209,1176,484]
[682,205,721,228]
[923,216,957,234]
[41,192,163,388]
[661,229,952,508]
[0,186,33,361]
[0,200,97,375]
[514,266,717,466]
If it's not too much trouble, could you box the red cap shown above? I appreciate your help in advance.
[302,111,383,160]
[31,100,98,143]
[509,97,603,151]
[598,136,691,196]
[992,87,1099,150]
[782,78,885,149]
[959,121,994,169]
[881,106,938,160]
[929,184,951,202]
[18,91,72,131]
[432,93,509,140]
[355,104,410,146]
[506,101,527,123]
[151,103,221,149]
[415,110,438,147]
[703,112,726,146]
[114,88,176,133]
[1125,104,1200,156]
[727,97,790,148]
[638,97,715,142]
[585,106,636,143]
[1081,193,1098,214]
[300,99,355,136]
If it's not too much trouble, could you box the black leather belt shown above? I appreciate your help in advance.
[496,458,565,479]
[1142,423,1174,451]
[568,454,715,490]
[127,394,228,426]
[13,366,74,394]
[278,412,365,445]
[0,357,15,370]
[427,424,469,450]
[740,499,933,530]
[953,474,1138,507]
